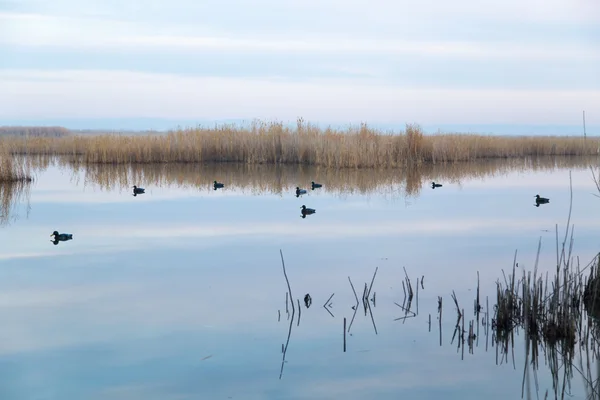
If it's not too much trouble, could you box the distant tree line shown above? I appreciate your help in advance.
[0,126,72,137]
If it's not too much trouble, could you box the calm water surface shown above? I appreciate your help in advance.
[0,158,599,399]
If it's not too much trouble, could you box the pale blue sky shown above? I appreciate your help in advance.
[1,0,599,132]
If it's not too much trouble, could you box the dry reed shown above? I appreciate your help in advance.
[0,149,33,225]
[2,119,599,167]
[0,148,33,183]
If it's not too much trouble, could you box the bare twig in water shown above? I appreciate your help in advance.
[366,293,378,334]
[394,302,416,321]
[343,317,347,352]
[590,166,600,198]
[367,267,378,300]
[403,267,414,301]
[362,283,369,315]
[438,296,443,346]
[323,293,335,318]
[451,291,463,345]
[348,276,360,332]
[279,249,296,380]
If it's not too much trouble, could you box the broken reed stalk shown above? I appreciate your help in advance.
[348,276,359,332]
[461,308,465,360]
[363,283,368,315]
[367,267,378,300]
[476,271,481,346]
[367,295,379,335]
[279,249,295,380]
[439,296,443,346]
[343,317,347,352]
[416,277,419,315]
[280,249,294,315]
[323,293,335,308]
[323,293,335,318]
[403,267,414,300]
[486,296,489,352]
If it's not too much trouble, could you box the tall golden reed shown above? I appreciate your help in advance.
[2,119,599,167]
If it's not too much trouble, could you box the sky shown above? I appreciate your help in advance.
[1,0,599,133]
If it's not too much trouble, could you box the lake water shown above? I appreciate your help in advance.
[0,157,599,400]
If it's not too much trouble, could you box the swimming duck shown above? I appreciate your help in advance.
[311,181,322,190]
[300,205,316,218]
[534,194,550,205]
[295,187,307,197]
[431,182,442,188]
[51,231,73,244]
[213,181,225,190]
[132,185,145,196]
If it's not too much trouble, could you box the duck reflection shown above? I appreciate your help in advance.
[300,205,316,218]
[50,230,73,245]
[534,194,550,207]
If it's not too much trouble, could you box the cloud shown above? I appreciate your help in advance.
[1,69,599,124]
[1,0,598,126]
[1,11,598,62]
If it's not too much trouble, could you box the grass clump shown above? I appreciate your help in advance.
[2,119,599,167]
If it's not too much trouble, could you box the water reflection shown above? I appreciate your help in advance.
[300,205,316,219]
[213,181,224,190]
[0,155,599,399]
[311,181,323,190]
[50,230,74,245]
[132,185,145,196]
[59,155,598,197]
[274,247,600,398]
[534,194,550,207]
[0,181,31,226]
[295,187,308,198]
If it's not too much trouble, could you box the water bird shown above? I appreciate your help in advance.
[213,181,225,190]
[311,181,322,190]
[132,185,145,196]
[295,187,307,197]
[534,194,550,207]
[431,182,442,189]
[300,205,316,218]
[51,231,73,245]
[304,294,312,308]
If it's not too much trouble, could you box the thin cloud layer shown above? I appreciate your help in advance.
[1,0,599,128]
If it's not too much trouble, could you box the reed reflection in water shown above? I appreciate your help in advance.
[61,156,598,198]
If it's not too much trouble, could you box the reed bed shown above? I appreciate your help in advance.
[2,120,599,167]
